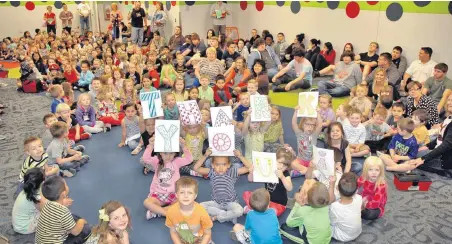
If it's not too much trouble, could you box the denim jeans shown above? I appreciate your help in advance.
[132,27,144,46]
[184,72,198,88]
[80,16,90,35]
[201,201,243,223]
[267,67,279,80]
[273,70,311,91]
[350,161,363,176]
[317,80,351,97]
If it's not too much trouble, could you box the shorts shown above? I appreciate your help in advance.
[149,192,177,205]
[296,158,310,167]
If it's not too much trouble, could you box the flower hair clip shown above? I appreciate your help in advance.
[99,209,110,222]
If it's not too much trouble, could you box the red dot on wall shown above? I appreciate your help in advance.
[255,1,264,11]
[346,1,360,18]
[367,1,379,5]
[125,1,128,5]
[171,1,176,6]
[25,1,35,11]
[240,1,247,10]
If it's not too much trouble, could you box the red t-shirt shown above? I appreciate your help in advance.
[320,49,336,65]
[357,176,387,217]
[64,69,78,84]
[44,12,56,25]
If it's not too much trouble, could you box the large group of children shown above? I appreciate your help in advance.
[5,13,451,243]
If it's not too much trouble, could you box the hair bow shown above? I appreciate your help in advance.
[99,209,110,222]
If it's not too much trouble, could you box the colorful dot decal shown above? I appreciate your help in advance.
[53,1,63,9]
[346,1,360,18]
[0,1,7,3]
[144,1,149,9]
[185,1,195,6]
[25,1,35,10]
[327,1,339,10]
[255,1,264,11]
[171,1,176,6]
[75,1,82,4]
[166,1,171,10]
[240,1,247,10]
[10,1,20,7]
[276,1,285,7]
[414,1,430,7]
[290,1,301,14]
[367,1,379,5]
[449,1,452,15]
[386,2,403,21]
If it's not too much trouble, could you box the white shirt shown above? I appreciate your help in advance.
[330,194,363,242]
[406,59,437,84]
[77,3,91,17]
[342,120,367,144]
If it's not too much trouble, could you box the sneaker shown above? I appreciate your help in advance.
[313,70,320,78]
[72,145,85,153]
[79,87,86,92]
[73,86,79,90]
[131,145,142,155]
[80,155,90,165]
[81,132,92,139]
[146,210,160,220]
[189,170,202,177]
[273,86,286,93]
[62,169,76,177]
[104,123,112,132]
[243,205,251,214]
[310,88,319,92]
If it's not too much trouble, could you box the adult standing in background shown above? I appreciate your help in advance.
[150,1,167,39]
[128,1,147,47]
[44,6,56,34]
[77,1,91,36]
[110,3,123,41]
[210,1,230,35]
[59,4,73,34]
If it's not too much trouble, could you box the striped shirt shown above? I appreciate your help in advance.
[35,201,76,244]
[208,167,238,205]
[342,120,366,144]
[19,154,49,182]
[198,58,225,83]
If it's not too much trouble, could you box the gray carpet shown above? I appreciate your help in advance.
[1,77,452,244]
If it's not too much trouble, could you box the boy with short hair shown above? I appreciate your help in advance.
[50,84,65,113]
[335,103,351,124]
[364,107,393,153]
[231,188,282,244]
[46,122,90,175]
[246,79,259,96]
[386,102,405,132]
[198,74,214,106]
[342,107,371,157]
[165,177,213,244]
[213,74,232,105]
[42,113,58,149]
[411,109,430,157]
[35,176,90,244]
[56,103,91,142]
[74,60,94,92]
[233,92,250,123]
[330,173,362,242]
[379,118,419,172]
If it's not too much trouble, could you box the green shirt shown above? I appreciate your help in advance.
[286,203,331,244]
[198,86,214,106]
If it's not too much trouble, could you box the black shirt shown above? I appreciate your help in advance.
[141,131,155,155]
[121,26,130,38]
[222,51,241,70]
[131,8,146,28]
[265,170,290,205]
[359,52,379,71]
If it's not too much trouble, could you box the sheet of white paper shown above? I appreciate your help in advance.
[140,91,163,119]
[252,151,278,183]
[154,120,180,152]
[312,146,335,177]
[208,125,235,156]
[297,92,319,118]
[177,100,201,126]
[250,95,271,122]
[210,106,233,127]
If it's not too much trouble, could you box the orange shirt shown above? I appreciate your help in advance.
[165,202,213,239]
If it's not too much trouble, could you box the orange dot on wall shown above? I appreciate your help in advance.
[240,1,247,10]
[153,1,157,5]
[171,1,176,6]
[367,1,379,5]
[256,1,264,11]
[346,1,360,18]
[25,1,35,11]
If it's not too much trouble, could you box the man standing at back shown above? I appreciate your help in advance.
[77,1,90,36]
[128,1,147,47]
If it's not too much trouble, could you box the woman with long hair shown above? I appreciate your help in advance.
[150,2,167,39]
[110,3,123,40]
[310,42,336,71]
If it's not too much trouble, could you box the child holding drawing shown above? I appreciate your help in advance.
[241,109,272,161]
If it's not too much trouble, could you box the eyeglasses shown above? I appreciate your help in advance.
[409,88,420,92]
[304,123,316,127]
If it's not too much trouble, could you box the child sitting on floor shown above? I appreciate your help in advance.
[358,156,388,220]
[232,188,283,244]
[97,87,125,126]
[386,102,405,132]
[335,103,351,124]
[75,93,107,134]
[56,103,91,142]
[233,92,250,123]
[118,103,143,155]
[349,84,372,120]
[263,106,285,152]
[163,93,180,120]
[319,94,335,130]
[140,118,156,175]
[165,177,213,244]
[75,60,94,92]
[245,146,294,217]
[46,122,90,176]
[330,172,362,242]
[61,82,76,110]
[411,109,430,157]
[342,107,371,158]
[171,77,188,102]
[198,74,214,106]
[142,137,193,219]
[242,109,272,161]
[50,84,65,114]
[194,149,251,224]
[42,113,58,149]
[379,118,418,172]
[120,79,138,107]
[213,74,232,105]
[363,106,393,154]
[180,123,207,177]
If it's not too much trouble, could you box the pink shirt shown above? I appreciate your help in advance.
[143,147,193,195]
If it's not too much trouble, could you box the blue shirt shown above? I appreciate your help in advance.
[78,70,94,86]
[388,134,419,159]
[235,105,249,122]
[50,98,64,113]
[245,209,282,244]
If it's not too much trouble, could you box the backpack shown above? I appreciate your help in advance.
[22,79,47,93]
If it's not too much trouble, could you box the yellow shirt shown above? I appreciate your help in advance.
[185,130,205,161]
[264,121,283,143]
[412,125,430,146]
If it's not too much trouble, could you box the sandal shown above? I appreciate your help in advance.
[131,145,143,155]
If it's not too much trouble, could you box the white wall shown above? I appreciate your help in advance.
[181,4,452,66]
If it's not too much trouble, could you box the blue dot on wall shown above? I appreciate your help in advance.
[276,1,285,7]
[10,1,20,7]
[327,1,339,10]
[290,1,301,14]
[386,2,403,21]
[0,1,7,3]
[166,1,171,10]
[449,1,452,15]
[414,1,430,7]
[145,1,149,9]
[185,1,195,6]
[74,1,82,4]
[54,1,63,9]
